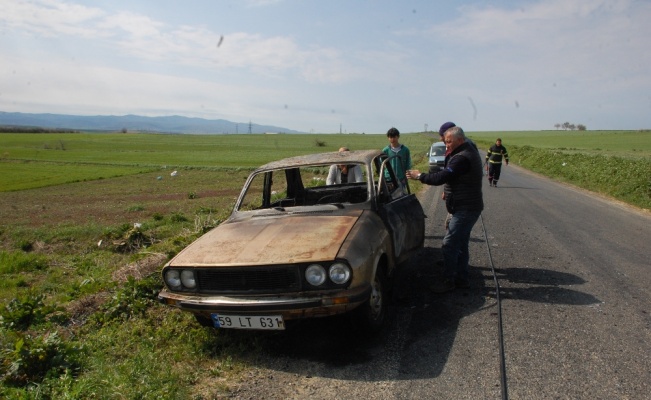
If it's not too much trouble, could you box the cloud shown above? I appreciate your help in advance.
[430,0,651,70]
[243,0,285,8]
[0,0,106,37]
[0,0,360,85]
[0,52,280,118]
[2,0,649,132]
[421,0,651,107]
[99,11,164,38]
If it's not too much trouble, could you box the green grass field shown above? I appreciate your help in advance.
[0,132,433,191]
[2,130,649,208]
[0,130,649,398]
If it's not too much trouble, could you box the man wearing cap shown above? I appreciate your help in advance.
[439,121,478,153]
[438,122,456,155]
[406,125,484,293]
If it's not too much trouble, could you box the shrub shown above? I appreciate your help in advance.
[1,331,83,386]
[194,213,221,234]
[196,207,218,214]
[18,241,33,252]
[0,293,55,331]
[170,212,188,223]
[127,204,145,212]
[92,276,161,325]
[112,225,154,254]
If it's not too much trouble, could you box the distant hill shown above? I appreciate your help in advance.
[0,111,302,134]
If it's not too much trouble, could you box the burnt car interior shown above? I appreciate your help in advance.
[238,155,410,211]
[252,168,369,209]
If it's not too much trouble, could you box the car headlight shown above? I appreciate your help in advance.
[305,264,327,286]
[165,269,181,288]
[181,270,196,288]
[329,262,351,285]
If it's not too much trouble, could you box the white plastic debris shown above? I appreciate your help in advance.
[170,170,178,177]
[134,223,142,229]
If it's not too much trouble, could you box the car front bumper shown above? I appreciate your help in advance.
[157,285,372,320]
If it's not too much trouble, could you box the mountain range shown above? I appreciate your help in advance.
[0,111,301,134]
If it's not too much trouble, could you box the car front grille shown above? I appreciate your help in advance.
[196,266,302,293]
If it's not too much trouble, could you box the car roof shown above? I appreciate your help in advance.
[256,149,384,171]
[431,141,446,147]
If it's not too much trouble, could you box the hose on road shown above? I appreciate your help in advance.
[480,213,509,400]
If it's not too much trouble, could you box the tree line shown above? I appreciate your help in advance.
[554,122,586,131]
[0,126,80,133]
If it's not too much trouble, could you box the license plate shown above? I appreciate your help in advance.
[210,314,285,330]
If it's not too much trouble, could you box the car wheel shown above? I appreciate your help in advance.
[351,266,388,334]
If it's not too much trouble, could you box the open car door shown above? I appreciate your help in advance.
[376,155,425,264]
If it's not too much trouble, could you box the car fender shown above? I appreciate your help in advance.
[336,210,393,287]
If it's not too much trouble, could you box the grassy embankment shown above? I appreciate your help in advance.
[471,130,651,210]
[0,130,649,398]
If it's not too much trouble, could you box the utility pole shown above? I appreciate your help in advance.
[248,120,252,134]
[424,123,428,133]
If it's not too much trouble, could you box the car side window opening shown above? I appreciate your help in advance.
[238,164,371,211]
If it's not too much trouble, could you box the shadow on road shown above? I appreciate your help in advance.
[205,243,602,383]
[478,266,602,305]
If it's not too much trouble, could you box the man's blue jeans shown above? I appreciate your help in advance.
[442,210,481,282]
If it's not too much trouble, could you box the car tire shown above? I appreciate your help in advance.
[351,266,388,334]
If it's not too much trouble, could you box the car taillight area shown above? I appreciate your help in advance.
[163,262,352,294]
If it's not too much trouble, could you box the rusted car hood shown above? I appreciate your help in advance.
[169,211,363,267]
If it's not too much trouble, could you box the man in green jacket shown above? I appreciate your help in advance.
[382,127,412,189]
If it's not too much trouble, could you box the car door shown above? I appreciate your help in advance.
[375,156,425,264]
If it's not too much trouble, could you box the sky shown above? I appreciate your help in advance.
[1,0,650,134]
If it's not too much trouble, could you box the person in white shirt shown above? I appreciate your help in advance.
[326,147,364,185]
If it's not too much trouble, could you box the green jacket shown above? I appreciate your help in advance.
[382,144,412,182]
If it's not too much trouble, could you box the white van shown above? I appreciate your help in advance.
[427,142,446,173]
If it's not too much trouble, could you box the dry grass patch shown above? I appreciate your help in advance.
[112,252,168,283]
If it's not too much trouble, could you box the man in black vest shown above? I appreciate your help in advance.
[406,126,484,293]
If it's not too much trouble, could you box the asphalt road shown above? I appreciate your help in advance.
[227,163,651,400]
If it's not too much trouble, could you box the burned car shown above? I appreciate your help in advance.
[158,149,425,332]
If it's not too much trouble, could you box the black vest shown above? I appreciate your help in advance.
[443,142,484,213]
